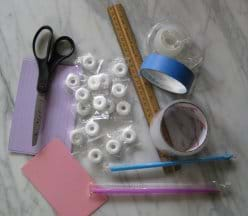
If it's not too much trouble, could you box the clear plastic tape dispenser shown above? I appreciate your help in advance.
[146,19,204,70]
[143,19,204,94]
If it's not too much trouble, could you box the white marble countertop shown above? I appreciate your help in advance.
[1,0,248,215]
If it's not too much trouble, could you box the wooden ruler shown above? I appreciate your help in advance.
[107,4,159,123]
[107,4,177,171]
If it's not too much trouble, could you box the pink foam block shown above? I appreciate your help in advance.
[22,139,108,216]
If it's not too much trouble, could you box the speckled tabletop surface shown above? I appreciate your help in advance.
[0,0,248,215]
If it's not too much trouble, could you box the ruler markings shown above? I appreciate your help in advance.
[107,4,176,171]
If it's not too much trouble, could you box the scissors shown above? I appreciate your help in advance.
[32,25,75,146]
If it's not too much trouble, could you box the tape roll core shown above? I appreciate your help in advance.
[153,26,185,57]
[150,100,208,156]
[140,53,194,94]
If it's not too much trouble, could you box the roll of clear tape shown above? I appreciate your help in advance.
[153,25,185,57]
[150,100,208,156]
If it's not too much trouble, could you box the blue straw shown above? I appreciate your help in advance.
[109,153,234,172]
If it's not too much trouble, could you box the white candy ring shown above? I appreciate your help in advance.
[93,95,107,111]
[76,103,91,117]
[88,75,101,91]
[65,73,80,90]
[112,62,128,78]
[116,101,131,116]
[70,128,84,146]
[106,140,122,155]
[121,128,137,144]
[111,83,127,98]
[75,87,90,102]
[85,120,100,136]
[82,54,97,71]
[88,148,103,164]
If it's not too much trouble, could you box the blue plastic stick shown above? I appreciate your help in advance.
[109,153,234,172]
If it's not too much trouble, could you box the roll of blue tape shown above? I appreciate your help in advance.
[140,53,194,94]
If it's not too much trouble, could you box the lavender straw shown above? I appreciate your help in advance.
[90,185,221,195]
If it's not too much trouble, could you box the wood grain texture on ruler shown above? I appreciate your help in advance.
[107,4,178,172]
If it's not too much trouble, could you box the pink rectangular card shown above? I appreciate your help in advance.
[22,139,108,216]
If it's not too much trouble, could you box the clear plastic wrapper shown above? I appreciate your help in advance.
[65,73,80,91]
[85,124,137,162]
[76,102,93,118]
[146,19,203,71]
[84,119,101,137]
[75,87,91,103]
[75,53,104,74]
[72,55,132,119]
[105,99,133,121]
[111,82,128,98]
[106,124,138,148]
[69,126,89,157]
[64,73,81,94]
[90,137,123,161]
[120,125,137,145]
[87,74,102,91]
[90,93,112,120]
[92,95,108,111]
[80,118,111,143]
[73,93,110,122]
[108,152,234,173]
[87,74,112,93]
[108,58,130,81]
[64,71,90,94]
[87,148,104,165]
[99,73,112,89]
[105,139,123,156]
[108,78,133,119]
[115,100,131,116]
[105,98,115,115]
[68,53,140,167]
[89,182,231,196]
[69,127,85,146]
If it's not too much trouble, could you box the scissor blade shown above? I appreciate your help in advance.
[32,94,46,146]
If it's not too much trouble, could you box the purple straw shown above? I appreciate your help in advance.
[90,185,220,195]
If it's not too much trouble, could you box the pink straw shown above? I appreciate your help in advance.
[89,183,226,196]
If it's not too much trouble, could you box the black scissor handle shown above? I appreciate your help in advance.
[32,25,75,94]
[32,25,53,60]
[48,36,75,72]
[32,25,54,93]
